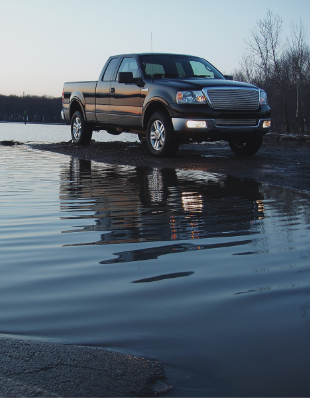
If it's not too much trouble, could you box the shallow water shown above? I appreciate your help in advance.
[1,124,310,396]
[0,121,138,143]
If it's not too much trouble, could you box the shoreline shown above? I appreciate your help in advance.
[25,136,310,193]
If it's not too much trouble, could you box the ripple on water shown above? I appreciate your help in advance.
[1,143,310,396]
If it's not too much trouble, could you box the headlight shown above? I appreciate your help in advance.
[176,90,206,104]
[259,90,268,105]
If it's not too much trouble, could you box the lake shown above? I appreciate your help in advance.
[1,123,310,396]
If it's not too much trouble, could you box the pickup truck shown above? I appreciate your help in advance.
[61,53,271,157]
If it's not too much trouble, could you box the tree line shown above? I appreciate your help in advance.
[0,95,63,124]
[234,10,310,134]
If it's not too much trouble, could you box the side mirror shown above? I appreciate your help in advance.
[118,72,135,84]
[224,75,234,80]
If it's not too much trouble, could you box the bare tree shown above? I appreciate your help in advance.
[286,21,310,133]
[234,10,310,134]
[244,10,283,89]
[238,54,257,84]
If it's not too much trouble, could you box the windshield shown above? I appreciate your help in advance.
[139,54,224,80]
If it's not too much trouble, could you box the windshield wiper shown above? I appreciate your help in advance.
[151,73,179,79]
[163,74,179,78]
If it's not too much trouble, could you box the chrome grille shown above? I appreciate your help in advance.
[215,119,258,126]
[203,88,259,110]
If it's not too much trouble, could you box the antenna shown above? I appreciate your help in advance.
[151,32,153,81]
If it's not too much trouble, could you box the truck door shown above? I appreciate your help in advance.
[95,57,120,123]
[109,57,142,127]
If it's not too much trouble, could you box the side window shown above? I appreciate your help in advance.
[102,58,119,81]
[117,57,140,79]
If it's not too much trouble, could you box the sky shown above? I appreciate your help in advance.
[0,0,309,98]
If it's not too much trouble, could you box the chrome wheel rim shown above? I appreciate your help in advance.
[72,116,82,141]
[150,120,165,151]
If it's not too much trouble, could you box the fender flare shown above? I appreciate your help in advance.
[142,97,174,129]
[69,92,87,121]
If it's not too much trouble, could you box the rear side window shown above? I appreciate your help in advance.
[102,58,119,81]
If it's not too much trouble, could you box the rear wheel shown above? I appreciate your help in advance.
[71,111,92,145]
[229,136,263,156]
[146,112,179,157]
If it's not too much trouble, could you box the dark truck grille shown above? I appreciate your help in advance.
[215,119,258,126]
[203,88,259,111]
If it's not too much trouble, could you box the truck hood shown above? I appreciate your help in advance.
[150,78,258,91]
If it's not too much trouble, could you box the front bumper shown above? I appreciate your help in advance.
[172,118,271,134]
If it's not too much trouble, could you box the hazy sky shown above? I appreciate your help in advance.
[1,0,309,97]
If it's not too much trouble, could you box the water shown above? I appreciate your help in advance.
[0,121,138,143]
[1,124,310,396]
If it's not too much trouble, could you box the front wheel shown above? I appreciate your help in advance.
[229,136,263,156]
[71,111,92,145]
[146,112,179,157]
[138,134,147,145]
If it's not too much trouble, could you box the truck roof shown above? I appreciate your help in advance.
[109,53,199,58]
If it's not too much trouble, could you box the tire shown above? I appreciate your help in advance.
[71,111,93,145]
[146,112,179,157]
[229,136,263,156]
[138,134,147,145]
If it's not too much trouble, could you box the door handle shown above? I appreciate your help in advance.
[110,87,115,93]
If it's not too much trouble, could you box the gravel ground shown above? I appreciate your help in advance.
[0,337,167,397]
[30,134,310,192]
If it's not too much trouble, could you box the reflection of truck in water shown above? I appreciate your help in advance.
[60,158,265,252]
[61,53,271,157]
